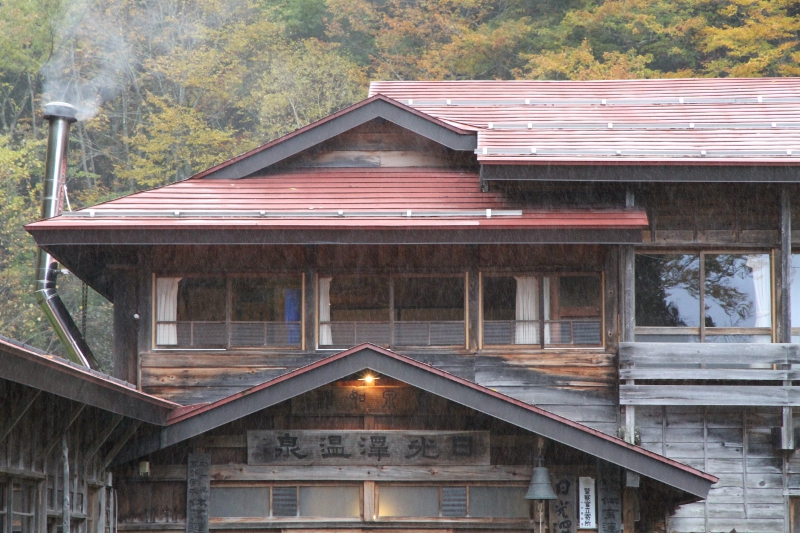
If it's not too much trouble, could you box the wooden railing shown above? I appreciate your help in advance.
[320,321,466,348]
[483,320,602,346]
[619,342,800,406]
[157,321,302,348]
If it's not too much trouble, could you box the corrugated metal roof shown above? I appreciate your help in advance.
[369,78,800,163]
[26,168,648,231]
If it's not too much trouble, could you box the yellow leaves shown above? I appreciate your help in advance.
[115,94,239,188]
[519,40,654,80]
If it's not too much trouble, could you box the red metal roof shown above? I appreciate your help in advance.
[26,168,649,231]
[369,78,800,164]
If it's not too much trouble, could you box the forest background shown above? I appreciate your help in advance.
[0,0,798,370]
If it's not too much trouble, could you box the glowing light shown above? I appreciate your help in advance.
[364,375,374,384]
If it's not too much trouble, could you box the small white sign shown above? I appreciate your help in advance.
[579,476,597,529]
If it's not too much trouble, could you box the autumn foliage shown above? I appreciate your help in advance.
[0,0,798,364]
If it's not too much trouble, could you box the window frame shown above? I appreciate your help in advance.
[152,272,306,351]
[634,250,775,343]
[1,478,38,533]
[374,483,531,520]
[209,483,363,520]
[316,272,469,350]
[479,271,605,350]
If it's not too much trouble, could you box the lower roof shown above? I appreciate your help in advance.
[25,168,648,245]
[115,343,717,499]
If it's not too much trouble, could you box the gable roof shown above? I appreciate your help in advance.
[194,95,477,180]
[114,343,717,498]
[0,335,177,424]
[370,78,800,166]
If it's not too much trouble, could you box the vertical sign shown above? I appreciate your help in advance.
[549,474,577,533]
[579,476,597,529]
[598,463,622,533]
[186,454,211,533]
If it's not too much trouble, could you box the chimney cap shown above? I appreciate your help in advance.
[43,102,78,122]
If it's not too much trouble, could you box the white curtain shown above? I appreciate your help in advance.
[156,277,181,345]
[745,255,772,334]
[319,277,332,346]
[543,276,552,344]
[514,276,538,344]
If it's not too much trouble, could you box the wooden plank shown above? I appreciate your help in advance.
[141,367,289,388]
[102,421,141,469]
[84,415,125,463]
[150,464,534,482]
[140,353,318,369]
[781,186,792,343]
[247,430,490,466]
[290,385,423,416]
[619,342,800,365]
[620,368,799,381]
[0,389,41,442]
[621,385,800,406]
[186,454,210,533]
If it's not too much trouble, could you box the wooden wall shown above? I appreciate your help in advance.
[0,379,134,533]
[135,244,618,434]
[266,118,477,171]
[637,405,788,533]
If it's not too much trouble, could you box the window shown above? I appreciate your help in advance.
[209,485,360,519]
[154,274,303,349]
[482,274,603,347]
[790,255,800,342]
[319,275,466,348]
[377,485,529,518]
[13,483,34,533]
[635,253,772,342]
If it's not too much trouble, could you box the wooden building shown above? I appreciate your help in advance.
[17,78,800,533]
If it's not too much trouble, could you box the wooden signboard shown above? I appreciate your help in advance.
[291,386,434,416]
[597,463,622,533]
[578,476,597,529]
[247,430,490,466]
[549,474,577,533]
[186,454,210,533]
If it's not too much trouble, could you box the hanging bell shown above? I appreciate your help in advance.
[524,466,558,500]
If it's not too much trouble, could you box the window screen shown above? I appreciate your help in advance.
[378,486,439,517]
[209,487,270,518]
[299,486,360,518]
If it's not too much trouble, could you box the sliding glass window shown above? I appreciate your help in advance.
[635,253,772,342]
[482,273,603,348]
[154,274,303,349]
[319,274,466,349]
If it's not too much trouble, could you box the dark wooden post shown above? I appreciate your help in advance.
[62,432,70,533]
[111,266,138,384]
[780,187,793,449]
[303,246,317,351]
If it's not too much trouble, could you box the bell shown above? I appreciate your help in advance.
[524,466,558,500]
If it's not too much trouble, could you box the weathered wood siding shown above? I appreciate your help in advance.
[267,118,477,171]
[138,244,619,433]
[0,379,129,533]
[639,406,787,533]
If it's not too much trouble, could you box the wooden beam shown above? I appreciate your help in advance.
[62,433,70,533]
[781,187,793,449]
[621,245,635,444]
[84,414,125,463]
[619,342,800,366]
[44,404,86,458]
[102,420,141,469]
[0,389,41,442]
[620,385,800,406]
[781,186,792,343]
[148,464,535,482]
[620,368,800,381]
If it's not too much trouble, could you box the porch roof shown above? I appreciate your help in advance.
[115,343,717,499]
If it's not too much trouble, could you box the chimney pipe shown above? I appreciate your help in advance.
[36,102,98,369]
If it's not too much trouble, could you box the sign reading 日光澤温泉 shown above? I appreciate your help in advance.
[247,430,490,466]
